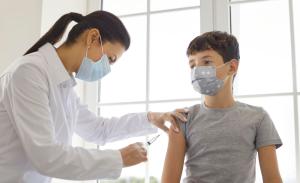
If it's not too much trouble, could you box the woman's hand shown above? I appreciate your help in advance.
[147,108,188,133]
[119,142,147,167]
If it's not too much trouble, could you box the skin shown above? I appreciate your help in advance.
[161,50,282,183]
[54,28,189,167]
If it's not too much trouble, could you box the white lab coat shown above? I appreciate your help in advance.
[0,43,157,183]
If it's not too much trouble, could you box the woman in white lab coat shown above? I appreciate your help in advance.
[0,11,186,183]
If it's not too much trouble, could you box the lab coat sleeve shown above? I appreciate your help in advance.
[4,63,123,180]
[75,97,157,145]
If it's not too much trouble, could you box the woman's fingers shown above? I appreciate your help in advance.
[119,142,148,167]
[173,111,187,122]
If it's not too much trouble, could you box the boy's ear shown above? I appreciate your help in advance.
[228,59,239,75]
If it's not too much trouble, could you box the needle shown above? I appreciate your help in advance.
[146,134,160,145]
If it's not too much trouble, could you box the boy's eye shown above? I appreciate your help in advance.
[190,63,195,69]
[203,60,212,65]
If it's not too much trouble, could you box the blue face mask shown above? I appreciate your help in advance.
[75,36,111,82]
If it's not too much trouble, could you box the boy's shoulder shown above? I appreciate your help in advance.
[187,102,265,113]
[235,102,269,123]
[187,103,201,113]
[186,101,267,120]
[235,101,266,114]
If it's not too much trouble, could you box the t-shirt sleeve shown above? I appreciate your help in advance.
[255,109,282,149]
[178,115,188,139]
[178,105,199,146]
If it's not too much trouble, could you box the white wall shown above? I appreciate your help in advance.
[0,0,42,73]
[0,0,98,73]
[41,0,87,35]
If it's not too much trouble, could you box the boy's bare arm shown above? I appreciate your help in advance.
[258,145,282,183]
[161,125,186,183]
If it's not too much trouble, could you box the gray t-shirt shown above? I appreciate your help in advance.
[179,101,282,183]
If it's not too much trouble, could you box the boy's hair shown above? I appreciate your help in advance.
[186,31,240,63]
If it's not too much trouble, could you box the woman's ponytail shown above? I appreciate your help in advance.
[24,12,84,55]
[24,11,130,55]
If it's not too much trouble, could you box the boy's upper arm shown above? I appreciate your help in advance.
[258,145,282,183]
[161,124,186,183]
[255,110,282,149]
[169,123,187,150]
[256,110,282,182]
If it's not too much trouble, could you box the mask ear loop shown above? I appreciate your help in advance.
[215,61,232,82]
[85,46,89,58]
[85,40,91,59]
[216,61,231,69]
[99,33,104,54]
[222,61,235,83]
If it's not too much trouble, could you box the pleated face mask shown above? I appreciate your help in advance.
[75,35,111,82]
[191,64,228,96]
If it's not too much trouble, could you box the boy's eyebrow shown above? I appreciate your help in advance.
[189,55,212,63]
[189,58,194,64]
[200,55,212,60]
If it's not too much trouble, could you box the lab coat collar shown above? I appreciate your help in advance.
[39,43,72,86]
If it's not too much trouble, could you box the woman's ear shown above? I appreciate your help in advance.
[85,28,100,46]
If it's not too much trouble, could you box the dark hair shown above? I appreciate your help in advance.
[186,31,240,63]
[24,11,130,55]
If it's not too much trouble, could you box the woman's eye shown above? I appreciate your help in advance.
[108,57,115,64]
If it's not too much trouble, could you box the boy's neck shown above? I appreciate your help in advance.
[204,83,235,109]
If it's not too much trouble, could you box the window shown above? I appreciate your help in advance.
[96,0,300,182]
[97,0,300,182]
[231,0,292,95]
[99,0,200,182]
[294,0,300,91]
[229,0,298,182]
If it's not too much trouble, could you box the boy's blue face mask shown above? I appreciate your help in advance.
[75,36,111,82]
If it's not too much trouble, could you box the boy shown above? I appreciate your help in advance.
[161,31,282,183]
